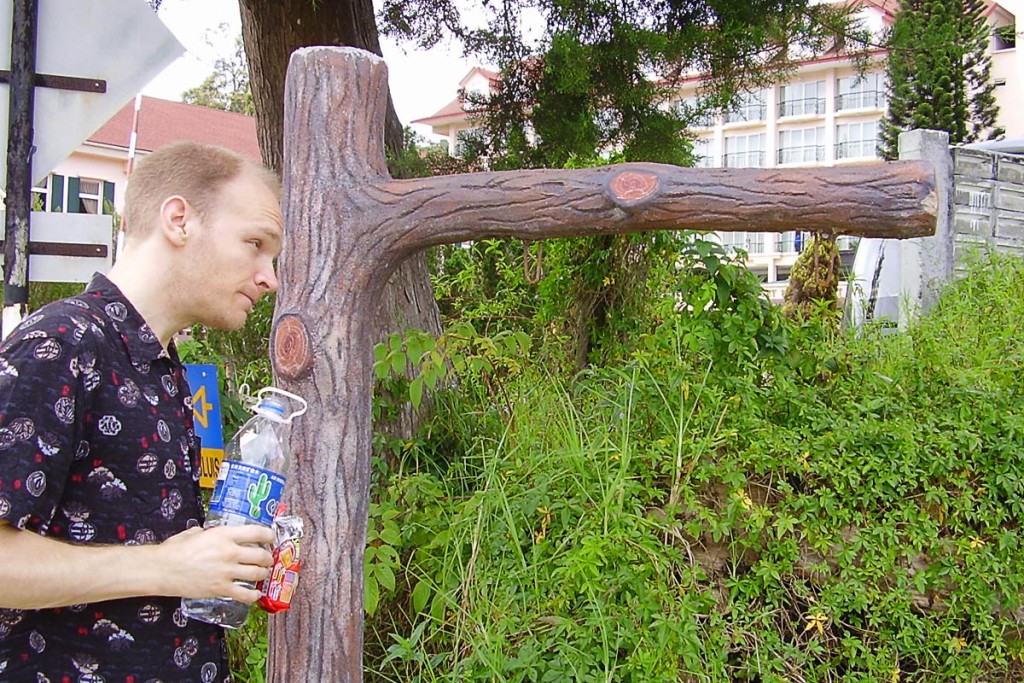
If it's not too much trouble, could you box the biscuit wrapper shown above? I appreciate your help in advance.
[257,513,303,613]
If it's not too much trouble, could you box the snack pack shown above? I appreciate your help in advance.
[257,509,304,613]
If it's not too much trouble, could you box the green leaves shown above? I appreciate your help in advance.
[362,254,1024,681]
[373,323,532,410]
[364,501,404,617]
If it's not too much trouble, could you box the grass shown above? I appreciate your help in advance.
[360,253,1024,682]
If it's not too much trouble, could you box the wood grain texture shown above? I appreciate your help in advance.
[267,46,939,682]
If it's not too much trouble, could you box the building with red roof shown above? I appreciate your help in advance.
[411,67,499,156]
[36,96,259,218]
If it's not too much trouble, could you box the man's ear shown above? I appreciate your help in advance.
[158,195,191,248]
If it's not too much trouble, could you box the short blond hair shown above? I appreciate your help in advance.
[122,141,279,237]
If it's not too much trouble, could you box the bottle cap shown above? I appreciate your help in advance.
[253,388,308,424]
[256,397,288,419]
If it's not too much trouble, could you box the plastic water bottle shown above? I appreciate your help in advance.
[182,387,307,628]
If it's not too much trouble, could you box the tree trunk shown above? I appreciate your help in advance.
[267,46,938,683]
[238,0,403,169]
[237,0,441,421]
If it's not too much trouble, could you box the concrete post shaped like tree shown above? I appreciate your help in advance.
[267,46,938,682]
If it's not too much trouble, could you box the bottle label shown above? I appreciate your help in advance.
[208,461,286,526]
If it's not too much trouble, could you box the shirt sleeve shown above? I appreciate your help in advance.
[0,316,93,534]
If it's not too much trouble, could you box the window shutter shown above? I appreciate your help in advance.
[50,174,64,212]
[102,181,115,215]
[67,176,81,214]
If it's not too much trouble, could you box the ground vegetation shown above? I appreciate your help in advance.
[361,252,1024,682]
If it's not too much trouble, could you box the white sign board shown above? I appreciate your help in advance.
[0,211,113,282]
[0,0,184,185]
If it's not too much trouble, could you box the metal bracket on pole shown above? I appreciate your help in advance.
[0,70,106,93]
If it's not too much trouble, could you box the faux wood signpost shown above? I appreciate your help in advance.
[267,47,938,682]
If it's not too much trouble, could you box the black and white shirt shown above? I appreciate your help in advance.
[0,274,229,683]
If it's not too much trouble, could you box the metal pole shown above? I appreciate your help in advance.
[3,0,37,336]
[117,92,144,261]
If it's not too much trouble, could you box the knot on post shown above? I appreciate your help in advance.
[607,170,660,207]
[272,313,313,380]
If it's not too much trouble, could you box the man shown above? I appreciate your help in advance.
[0,141,283,681]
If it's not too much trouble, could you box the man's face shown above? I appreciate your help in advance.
[186,171,283,331]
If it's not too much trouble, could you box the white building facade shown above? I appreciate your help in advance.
[677,53,888,301]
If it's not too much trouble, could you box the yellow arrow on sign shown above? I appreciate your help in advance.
[193,384,213,430]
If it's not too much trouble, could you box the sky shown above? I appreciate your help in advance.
[143,0,486,138]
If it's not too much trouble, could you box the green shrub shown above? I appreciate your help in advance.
[365,254,1024,681]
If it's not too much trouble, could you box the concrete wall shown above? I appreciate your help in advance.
[951,147,1024,264]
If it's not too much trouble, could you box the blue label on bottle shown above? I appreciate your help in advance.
[208,461,286,526]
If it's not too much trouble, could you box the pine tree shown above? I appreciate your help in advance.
[880,0,1003,158]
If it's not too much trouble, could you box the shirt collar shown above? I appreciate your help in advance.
[83,273,174,365]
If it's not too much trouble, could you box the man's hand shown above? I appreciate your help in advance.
[0,521,275,610]
[157,525,276,603]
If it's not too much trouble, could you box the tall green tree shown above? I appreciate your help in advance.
[880,0,1003,158]
[181,36,254,115]
[383,0,862,367]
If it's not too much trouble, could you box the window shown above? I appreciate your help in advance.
[836,72,886,111]
[454,128,483,158]
[993,24,1016,50]
[778,80,825,117]
[745,232,765,254]
[692,137,714,167]
[778,126,825,164]
[31,176,48,212]
[776,231,802,253]
[33,174,66,212]
[719,231,764,255]
[719,231,744,250]
[723,133,766,168]
[66,176,113,214]
[837,235,860,251]
[836,121,880,159]
[726,90,767,123]
[76,178,102,214]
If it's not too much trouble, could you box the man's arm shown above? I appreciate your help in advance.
[0,521,275,609]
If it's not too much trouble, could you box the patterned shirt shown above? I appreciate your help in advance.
[0,274,230,683]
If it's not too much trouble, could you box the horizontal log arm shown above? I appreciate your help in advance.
[376,161,937,259]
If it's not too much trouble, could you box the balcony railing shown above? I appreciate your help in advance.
[726,105,767,123]
[778,97,825,117]
[727,232,861,257]
[835,139,880,160]
[746,235,765,254]
[777,145,825,164]
[723,150,766,168]
[836,90,885,111]
[686,112,717,128]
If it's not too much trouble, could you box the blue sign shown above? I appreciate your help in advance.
[185,364,226,488]
[184,363,224,448]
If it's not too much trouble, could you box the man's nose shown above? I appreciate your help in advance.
[256,263,279,293]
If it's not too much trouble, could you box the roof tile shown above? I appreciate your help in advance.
[87,96,261,160]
